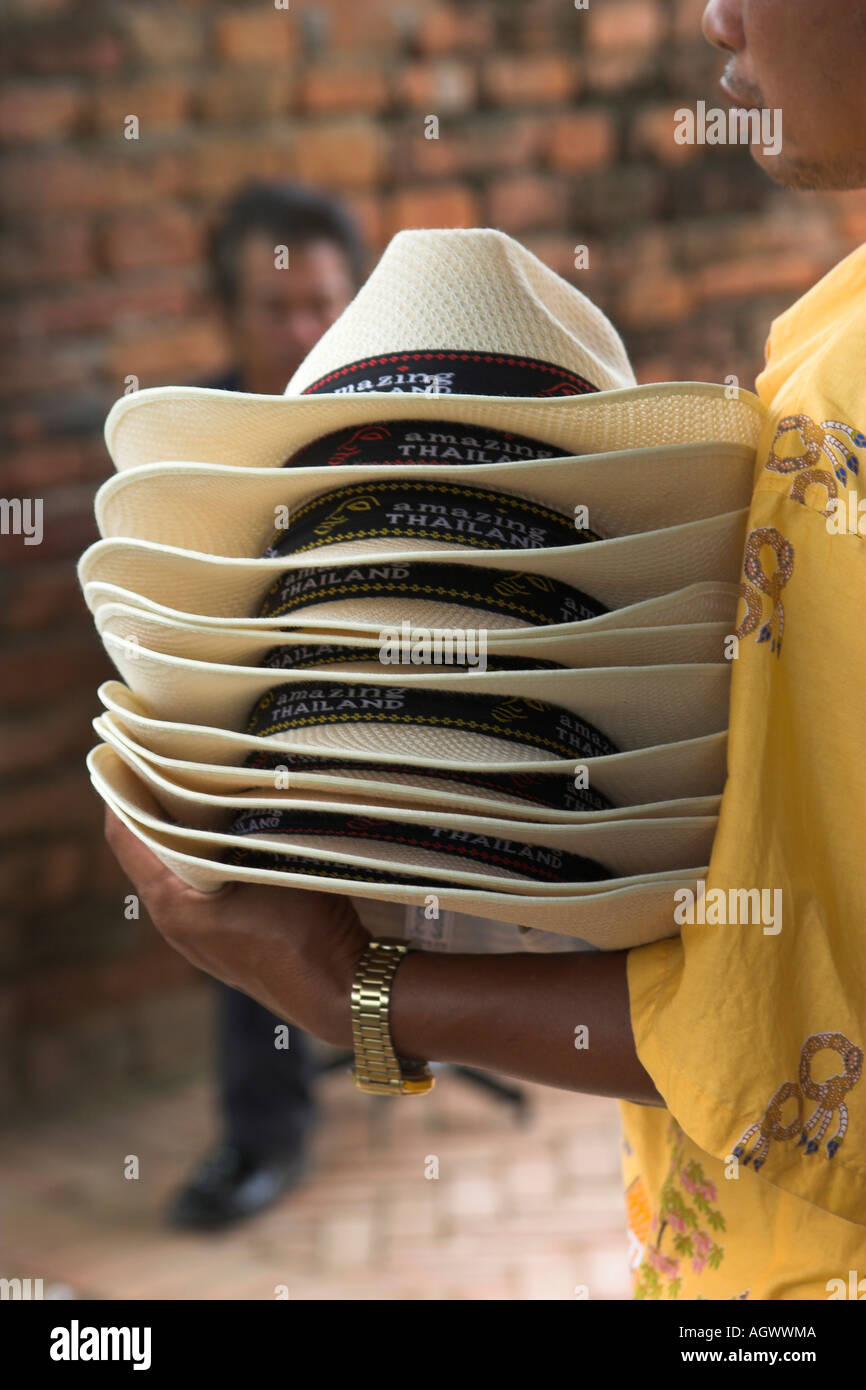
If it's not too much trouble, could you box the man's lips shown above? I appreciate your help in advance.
[719,72,761,108]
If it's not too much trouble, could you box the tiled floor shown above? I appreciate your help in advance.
[1,1051,632,1301]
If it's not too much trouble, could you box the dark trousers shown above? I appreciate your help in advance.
[216,981,319,1157]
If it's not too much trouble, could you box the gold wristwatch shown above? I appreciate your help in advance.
[349,940,435,1095]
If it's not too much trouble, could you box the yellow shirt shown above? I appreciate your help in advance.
[620,245,866,1300]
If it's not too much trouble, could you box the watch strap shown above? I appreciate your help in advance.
[349,939,435,1096]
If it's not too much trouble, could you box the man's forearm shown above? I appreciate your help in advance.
[329,945,665,1106]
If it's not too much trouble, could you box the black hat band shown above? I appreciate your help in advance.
[226,806,611,886]
[283,418,571,470]
[262,479,600,558]
[244,682,618,761]
[241,747,613,815]
[256,559,606,628]
[300,349,600,399]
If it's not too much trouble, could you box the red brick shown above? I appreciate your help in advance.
[486,174,564,233]
[583,47,659,92]
[586,0,667,51]
[547,111,616,171]
[19,277,195,337]
[0,766,105,838]
[317,0,415,51]
[415,3,496,54]
[290,123,386,189]
[0,345,97,401]
[302,63,390,115]
[483,55,578,106]
[392,128,464,181]
[3,0,77,12]
[123,9,202,65]
[631,105,701,165]
[511,0,567,53]
[0,219,93,290]
[1,631,108,702]
[616,271,694,327]
[91,77,191,135]
[394,114,547,182]
[394,61,476,113]
[575,165,664,229]
[521,234,588,281]
[185,137,289,198]
[0,83,85,141]
[0,697,96,775]
[383,185,480,238]
[674,0,711,42]
[0,150,189,215]
[0,441,107,494]
[96,207,202,274]
[0,841,89,910]
[1,567,85,633]
[16,939,201,1031]
[193,71,291,124]
[4,25,127,78]
[693,254,829,302]
[213,10,296,65]
[104,321,226,389]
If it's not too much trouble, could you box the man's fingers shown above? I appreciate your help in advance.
[104,805,232,914]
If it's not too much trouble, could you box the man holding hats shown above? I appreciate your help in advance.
[100,0,865,1298]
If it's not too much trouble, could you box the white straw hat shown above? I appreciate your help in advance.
[102,228,764,474]
[96,679,729,806]
[83,226,762,947]
[89,742,715,898]
[92,600,733,673]
[90,640,730,751]
[78,509,747,632]
[94,709,723,826]
[93,751,707,948]
[93,442,756,559]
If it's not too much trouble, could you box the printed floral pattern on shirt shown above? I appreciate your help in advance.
[632,1119,726,1299]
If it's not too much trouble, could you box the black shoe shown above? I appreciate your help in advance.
[166,1141,310,1231]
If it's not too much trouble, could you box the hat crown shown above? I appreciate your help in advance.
[284,227,636,397]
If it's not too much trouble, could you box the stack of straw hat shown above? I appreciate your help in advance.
[80,229,765,952]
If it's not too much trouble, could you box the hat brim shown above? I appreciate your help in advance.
[91,642,731,749]
[104,381,765,472]
[93,601,733,671]
[94,710,723,826]
[95,764,703,946]
[96,678,728,798]
[78,509,747,629]
[95,442,756,558]
[89,741,714,892]
[82,579,740,645]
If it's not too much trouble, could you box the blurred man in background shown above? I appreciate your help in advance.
[167,182,365,1230]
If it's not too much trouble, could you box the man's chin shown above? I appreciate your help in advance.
[751,144,866,192]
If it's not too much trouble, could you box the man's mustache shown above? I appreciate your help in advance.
[723,58,765,108]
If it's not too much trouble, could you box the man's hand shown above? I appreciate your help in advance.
[105,807,369,1045]
[105,807,663,1103]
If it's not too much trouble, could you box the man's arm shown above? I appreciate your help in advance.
[327,945,665,1106]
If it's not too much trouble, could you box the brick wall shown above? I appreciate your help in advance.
[1,0,863,1114]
